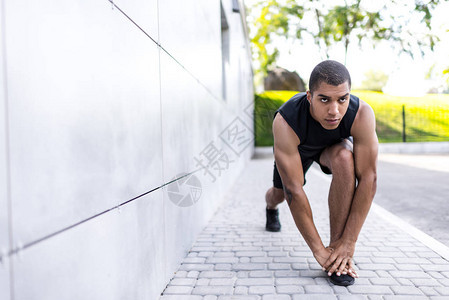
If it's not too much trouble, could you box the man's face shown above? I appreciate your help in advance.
[306,81,351,130]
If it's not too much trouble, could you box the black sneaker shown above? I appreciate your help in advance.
[265,208,281,232]
[329,273,355,286]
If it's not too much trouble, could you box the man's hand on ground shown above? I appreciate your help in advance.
[322,239,358,278]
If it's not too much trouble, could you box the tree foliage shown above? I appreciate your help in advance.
[246,0,447,78]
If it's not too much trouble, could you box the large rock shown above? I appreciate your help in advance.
[264,67,306,91]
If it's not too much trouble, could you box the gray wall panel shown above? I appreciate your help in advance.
[0,0,11,296]
[12,190,165,300]
[112,0,159,41]
[4,0,162,246]
[158,0,222,98]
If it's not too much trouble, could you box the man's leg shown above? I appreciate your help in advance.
[265,162,285,232]
[266,187,284,209]
[319,139,357,285]
[265,187,284,232]
[319,139,356,245]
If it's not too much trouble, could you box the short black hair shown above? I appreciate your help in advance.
[309,60,351,93]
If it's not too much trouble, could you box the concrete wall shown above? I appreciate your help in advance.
[0,0,254,299]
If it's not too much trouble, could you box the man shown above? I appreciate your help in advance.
[265,60,378,286]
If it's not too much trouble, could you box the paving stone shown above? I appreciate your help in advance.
[233,247,263,252]
[207,257,240,264]
[170,278,197,286]
[268,263,291,270]
[214,252,235,257]
[428,271,446,279]
[218,296,259,300]
[249,271,274,278]
[291,263,309,270]
[273,257,302,263]
[368,257,394,264]
[276,285,305,294]
[417,252,442,258]
[422,264,449,272]
[268,252,288,257]
[234,286,249,295]
[160,296,202,300]
[203,296,218,300]
[394,258,431,265]
[396,278,414,286]
[375,270,392,278]
[419,287,439,296]
[180,264,215,271]
[252,257,273,263]
[304,285,333,294]
[383,297,428,300]
[332,286,350,295]
[315,277,330,285]
[236,278,274,286]
[188,271,200,278]
[299,270,328,277]
[215,264,233,271]
[192,286,233,295]
[410,278,441,287]
[372,252,407,258]
[347,285,393,295]
[248,286,276,295]
[164,286,194,294]
[435,287,449,295]
[369,277,399,285]
[196,279,210,286]
[263,295,291,300]
[236,251,267,257]
[438,278,449,286]
[238,271,250,278]
[276,277,315,285]
[388,271,432,279]
[390,286,424,295]
[292,295,337,300]
[233,264,266,271]
[199,271,237,278]
[357,264,396,271]
[209,278,237,286]
[337,296,368,300]
[273,271,300,277]
[240,257,251,263]
[395,264,423,271]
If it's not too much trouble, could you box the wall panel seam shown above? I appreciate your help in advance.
[106,0,224,104]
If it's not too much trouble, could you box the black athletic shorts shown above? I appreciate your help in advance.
[272,137,353,189]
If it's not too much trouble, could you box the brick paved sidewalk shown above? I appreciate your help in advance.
[160,157,449,300]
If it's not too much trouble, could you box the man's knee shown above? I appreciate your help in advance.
[330,147,354,172]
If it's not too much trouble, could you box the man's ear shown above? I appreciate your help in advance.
[306,91,312,103]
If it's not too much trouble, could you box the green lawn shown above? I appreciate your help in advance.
[254,90,449,145]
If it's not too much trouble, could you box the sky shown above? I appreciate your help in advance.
[244,0,449,96]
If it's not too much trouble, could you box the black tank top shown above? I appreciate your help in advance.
[275,92,360,159]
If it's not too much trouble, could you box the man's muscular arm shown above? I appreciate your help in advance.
[273,113,332,266]
[323,101,378,275]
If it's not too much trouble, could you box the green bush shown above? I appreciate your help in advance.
[254,90,449,145]
[254,91,298,146]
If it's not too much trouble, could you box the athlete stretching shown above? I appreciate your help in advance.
[265,60,378,286]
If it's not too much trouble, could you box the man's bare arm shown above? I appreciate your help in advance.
[324,101,378,275]
[273,113,331,264]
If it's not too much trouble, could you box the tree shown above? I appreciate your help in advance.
[360,69,389,92]
[246,0,447,79]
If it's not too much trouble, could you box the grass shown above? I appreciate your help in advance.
[254,90,449,145]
